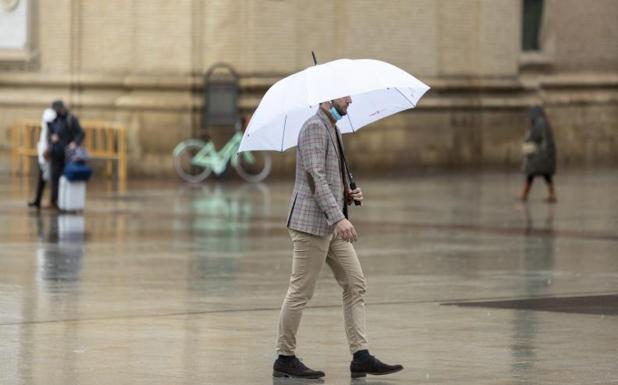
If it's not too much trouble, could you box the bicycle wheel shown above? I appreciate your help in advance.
[234,151,272,183]
[173,140,213,183]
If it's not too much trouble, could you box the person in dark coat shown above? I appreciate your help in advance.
[519,106,557,202]
[47,100,85,209]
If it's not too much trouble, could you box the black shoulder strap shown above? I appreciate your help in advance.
[331,128,350,219]
[334,128,352,185]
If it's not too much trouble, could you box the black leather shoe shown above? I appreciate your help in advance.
[273,357,325,379]
[350,355,403,378]
[27,200,40,209]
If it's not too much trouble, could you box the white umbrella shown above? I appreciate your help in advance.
[238,58,430,153]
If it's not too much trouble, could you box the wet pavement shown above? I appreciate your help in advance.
[1,170,617,385]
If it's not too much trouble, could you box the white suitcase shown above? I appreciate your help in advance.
[58,176,86,211]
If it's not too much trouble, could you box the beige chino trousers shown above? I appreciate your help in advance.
[276,229,368,356]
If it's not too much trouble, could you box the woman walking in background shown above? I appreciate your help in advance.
[519,106,557,203]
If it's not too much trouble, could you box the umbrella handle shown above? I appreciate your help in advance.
[349,181,362,206]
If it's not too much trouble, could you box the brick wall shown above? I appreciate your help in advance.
[0,0,616,177]
[545,0,618,72]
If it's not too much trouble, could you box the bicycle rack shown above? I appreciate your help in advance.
[203,63,240,130]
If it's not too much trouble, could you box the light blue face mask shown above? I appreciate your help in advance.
[329,105,343,121]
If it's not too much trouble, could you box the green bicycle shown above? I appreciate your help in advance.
[173,121,271,183]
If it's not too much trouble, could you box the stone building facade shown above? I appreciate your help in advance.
[0,0,616,176]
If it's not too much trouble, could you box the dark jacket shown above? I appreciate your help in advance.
[47,113,85,148]
[523,106,556,176]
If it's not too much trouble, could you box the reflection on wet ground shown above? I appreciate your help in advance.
[1,170,617,385]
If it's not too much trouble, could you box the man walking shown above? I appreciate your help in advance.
[273,96,403,379]
[47,100,85,209]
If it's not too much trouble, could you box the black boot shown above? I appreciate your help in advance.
[273,356,325,379]
[28,175,46,209]
[350,354,403,378]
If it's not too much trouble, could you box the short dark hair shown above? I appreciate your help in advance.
[51,100,65,111]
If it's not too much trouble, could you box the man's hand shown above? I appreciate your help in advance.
[51,134,59,143]
[69,142,77,150]
[335,218,358,242]
[349,187,364,204]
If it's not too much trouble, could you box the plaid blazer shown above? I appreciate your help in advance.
[287,109,347,236]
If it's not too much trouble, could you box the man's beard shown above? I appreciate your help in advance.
[334,103,347,116]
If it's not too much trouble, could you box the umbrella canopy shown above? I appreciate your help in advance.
[238,58,430,153]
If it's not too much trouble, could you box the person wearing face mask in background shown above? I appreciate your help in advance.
[47,100,85,210]
[28,107,57,209]
[273,96,403,380]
